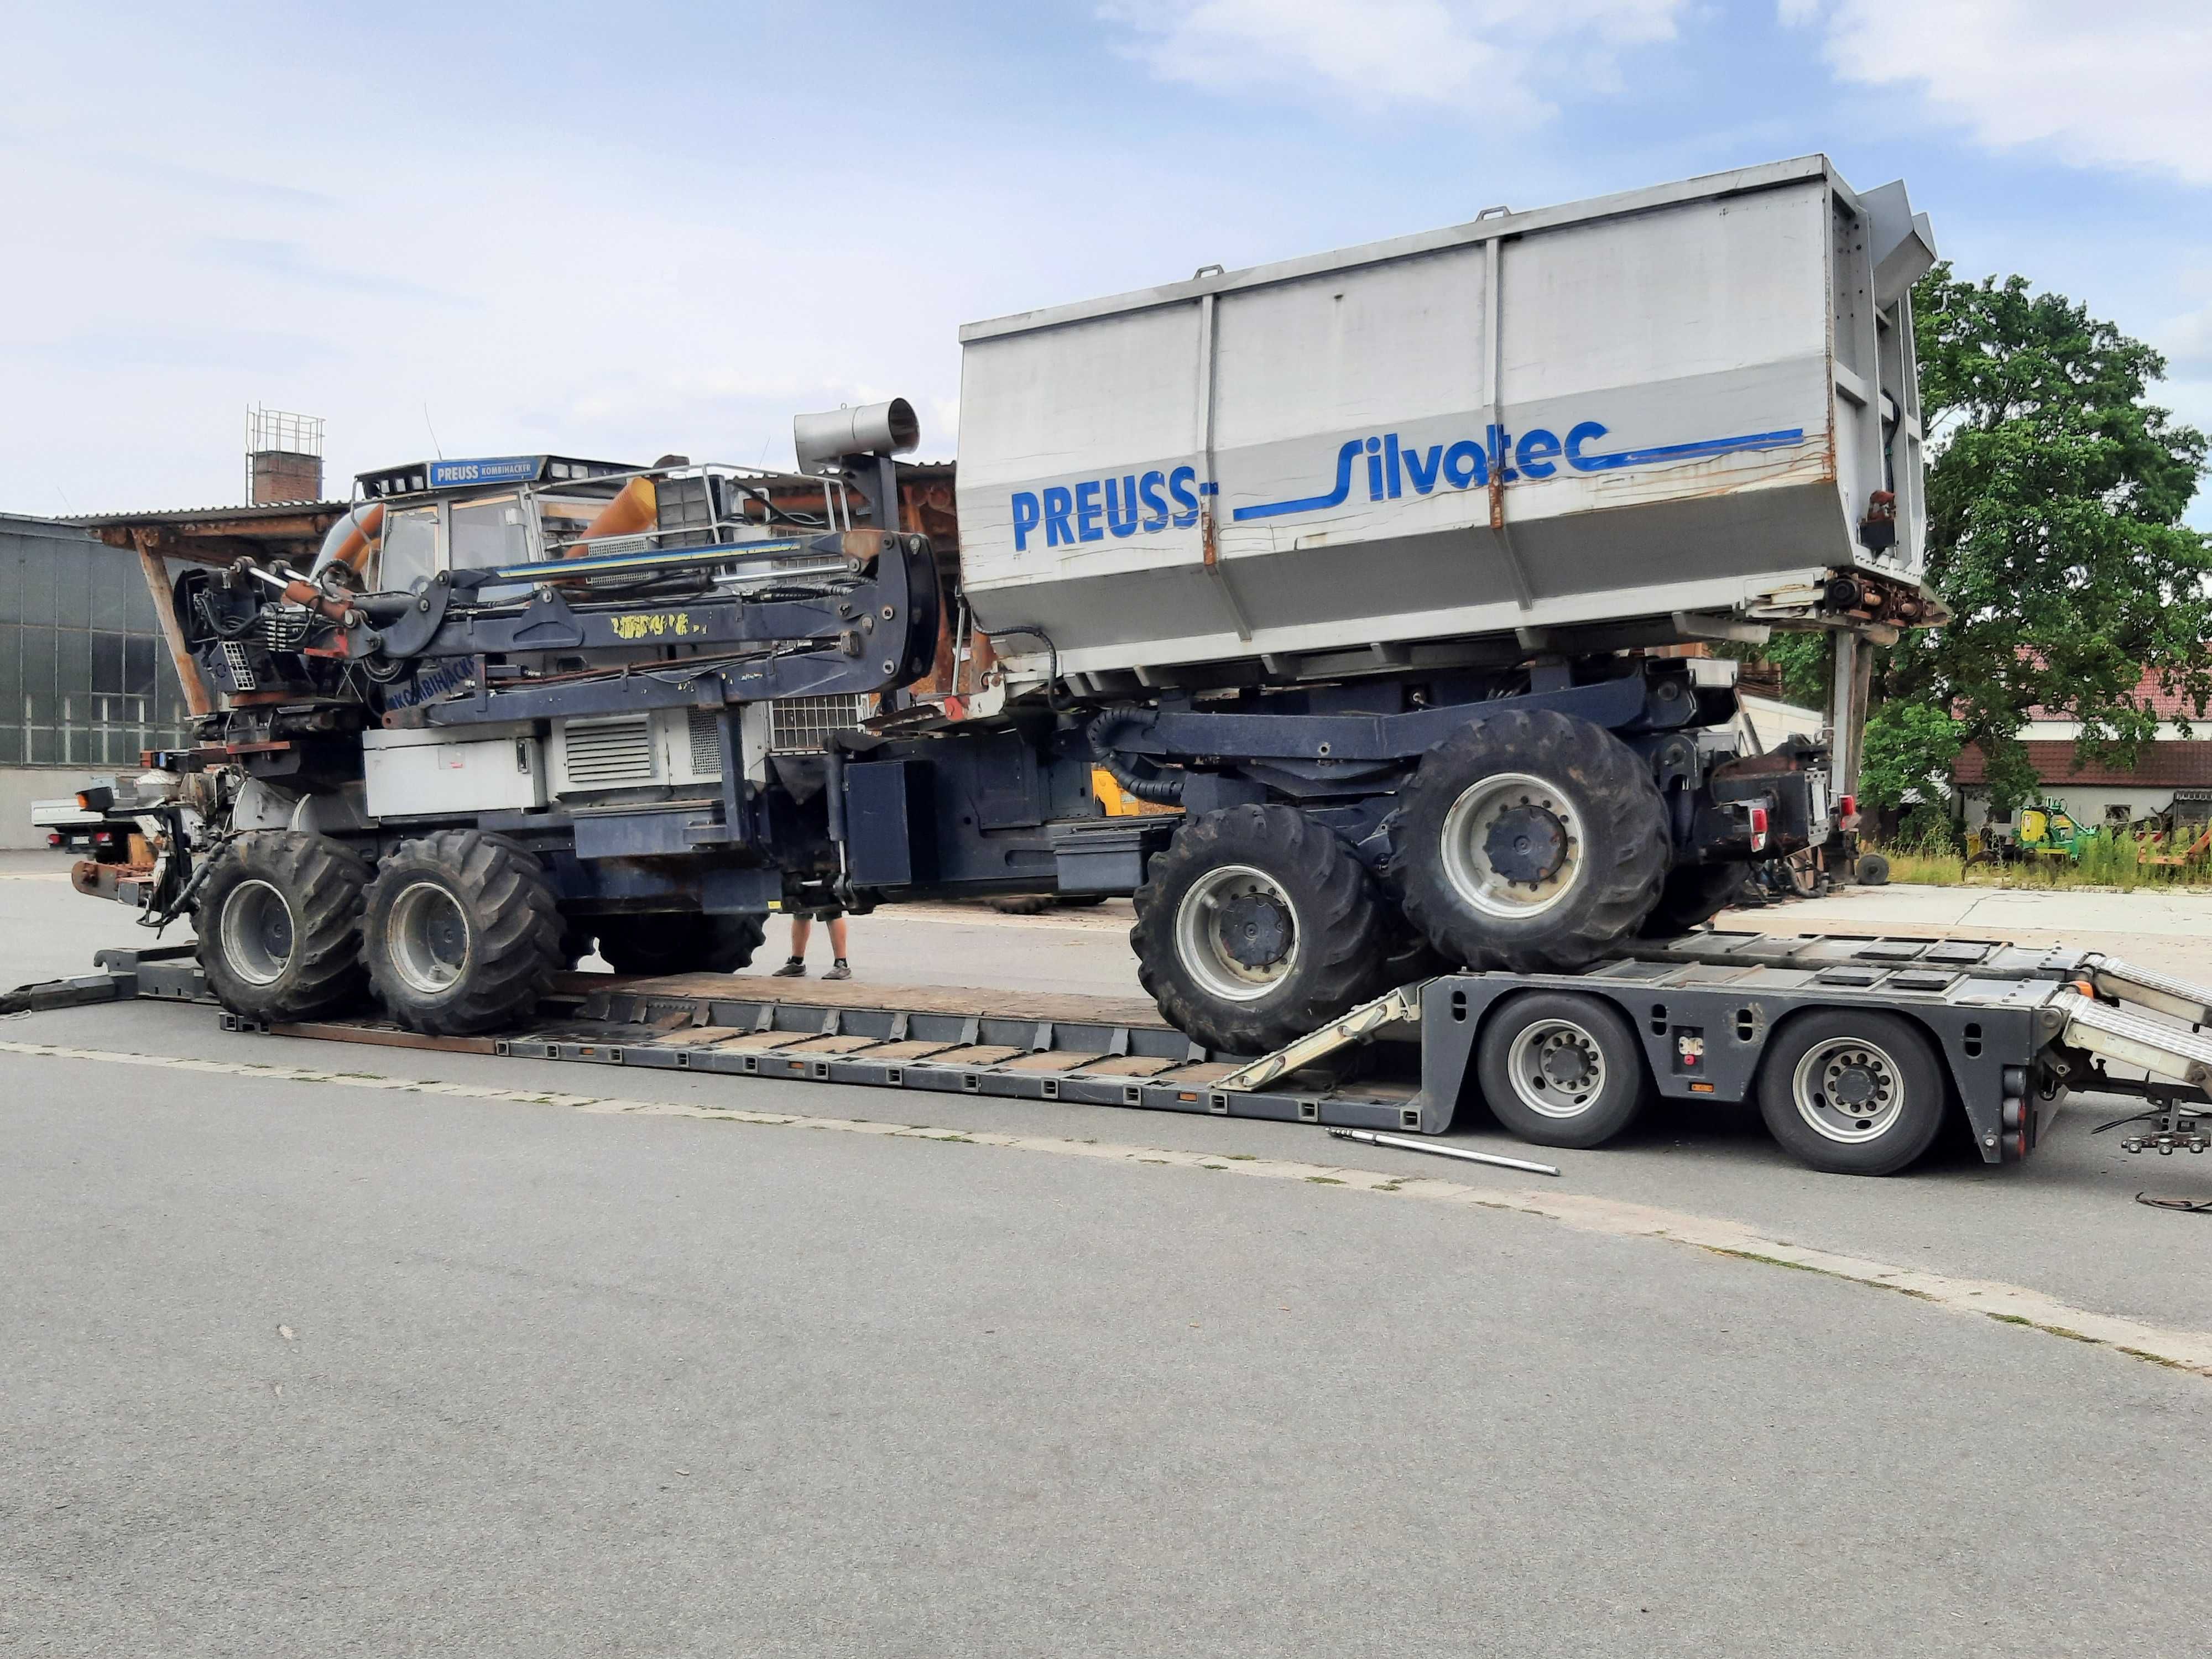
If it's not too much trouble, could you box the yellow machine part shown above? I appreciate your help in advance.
[565,477,657,555]
[1092,767,1181,818]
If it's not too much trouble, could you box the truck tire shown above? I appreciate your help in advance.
[1132,804,1390,1054]
[1635,863,1746,938]
[1475,990,1651,1149]
[194,831,370,1021]
[1756,1009,1947,1176]
[1388,710,1668,972]
[594,913,768,977]
[362,830,564,1035]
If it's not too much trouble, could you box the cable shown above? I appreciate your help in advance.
[987,624,1074,713]
[1086,706,1185,805]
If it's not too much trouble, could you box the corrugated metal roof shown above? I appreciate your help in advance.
[59,500,347,528]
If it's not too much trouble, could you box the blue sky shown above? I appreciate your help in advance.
[2,1,2206,524]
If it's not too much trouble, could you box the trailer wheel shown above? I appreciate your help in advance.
[594,914,768,977]
[362,831,564,1035]
[1132,804,1390,1053]
[1389,710,1668,972]
[1756,1010,1947,1175]
[194,831,370,1021]
[1475,991,1651,1149]
[1636,863,1746,938]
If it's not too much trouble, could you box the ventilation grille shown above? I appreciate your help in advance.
[221,641,258,691]
[685,707,723,778]
[769,694,870,754]
[561,717,656,785]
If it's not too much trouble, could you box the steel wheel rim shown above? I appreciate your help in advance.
[1439,771,1585,919]
[221,879,296,987]
[1504,1018,1608,1119]
[388,880,471,997]
[1174,863,1300,1003]
[1791,1037,1905,1144]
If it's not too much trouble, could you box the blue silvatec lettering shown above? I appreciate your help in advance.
[1043,486,1074,547]
[1442,440,1486,489]
[1075,480,1104,541]
[1010,492,1041,552]
[1516,428,1561,479]
[1488,424,1516,483]
[1138,469,1170,532]
[1384,434,1402,499]
[1168,466,1201,528]
[1401,443,1441,494]
[1231,440,1362,522]
[1565,421,1617,472]
[1105,476,1140,538]
[1365,436,1384,502]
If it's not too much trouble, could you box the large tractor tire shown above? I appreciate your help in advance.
[1131,804,1391,1055]
[194,831,370,1021]
[1387,710,1669,973]
[594,913,768,977]
[362,830,564,1036]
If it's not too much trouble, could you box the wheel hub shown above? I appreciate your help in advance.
[1506,1020,1608,1117]
[389,881,472,997]
[1437,773,1586,919]
[1538,1036,1594,1091]
[1485,805,1569,885]
[1793,1040,1903,1144]
[221,879,298,987]
[1173,864,1303,1004]
[1830,1065,1880,1108]
[1219,892,1292,969]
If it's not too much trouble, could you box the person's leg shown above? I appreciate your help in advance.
[774,916,810,975]
[823,913,852,980]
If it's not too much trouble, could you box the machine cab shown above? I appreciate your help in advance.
[340,456,639,593]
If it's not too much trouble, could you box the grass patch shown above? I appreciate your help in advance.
[1867,828,2212,892]
[1305,1176,1346,1186]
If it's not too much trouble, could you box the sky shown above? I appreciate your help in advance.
[1,0,2207,526]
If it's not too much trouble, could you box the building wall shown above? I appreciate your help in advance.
[1,513,193,849]
[1961,784,2179,833]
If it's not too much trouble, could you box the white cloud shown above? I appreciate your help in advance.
[1786,1,2212,185]
[2163,300,2212,382]
[1099,0,1686,121]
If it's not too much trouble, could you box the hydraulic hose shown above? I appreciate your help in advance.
[1087,707,1185,806]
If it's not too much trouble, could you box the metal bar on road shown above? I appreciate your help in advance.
[1328,1126,1561,1177]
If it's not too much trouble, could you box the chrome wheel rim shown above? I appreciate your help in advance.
[388,880,471,997]
[1504,1018,1608,1119]
[1174,863,1299,1003]
[1439,772,1585,919]
[221,879,295,987]
[1791,1037,1905,1144]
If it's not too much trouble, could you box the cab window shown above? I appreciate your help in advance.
[379,507,438,593]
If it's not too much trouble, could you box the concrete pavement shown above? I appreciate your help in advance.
[5,855,2211,1653]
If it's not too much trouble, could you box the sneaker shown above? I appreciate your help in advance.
[823,959,852,982]
[771,957,806,978]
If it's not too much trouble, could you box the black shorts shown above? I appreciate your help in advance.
[792,905,845,923]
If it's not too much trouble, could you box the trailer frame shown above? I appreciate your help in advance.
[19,929,2206,1176]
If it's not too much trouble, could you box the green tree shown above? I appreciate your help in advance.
[1872,264,2212,815]
[1857,699,1963,813]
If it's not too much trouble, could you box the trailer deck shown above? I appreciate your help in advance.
[11,929,2207,1174]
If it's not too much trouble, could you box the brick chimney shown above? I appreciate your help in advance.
[247,406,325,504]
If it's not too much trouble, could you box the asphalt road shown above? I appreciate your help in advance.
[5,858,2211,1655]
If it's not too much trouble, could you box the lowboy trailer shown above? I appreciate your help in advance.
[13,927,2207,1177]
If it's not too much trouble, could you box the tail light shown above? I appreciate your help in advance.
[1749,806,1770,852]
[46,832,63,848]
